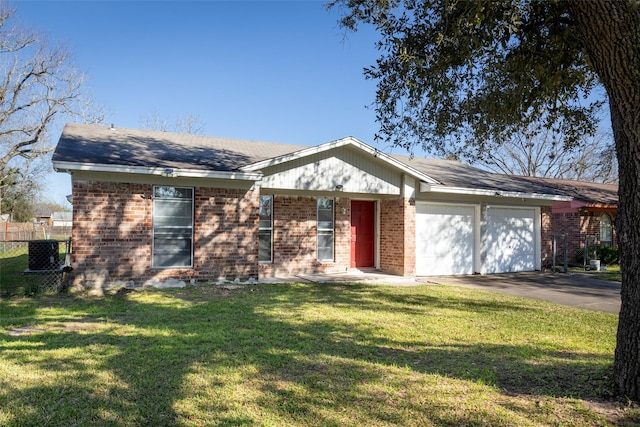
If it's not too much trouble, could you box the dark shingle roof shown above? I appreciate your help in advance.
[53,123,308,171]
[518,176,618,205]
[392,155,618,204]
[53,124,618,204]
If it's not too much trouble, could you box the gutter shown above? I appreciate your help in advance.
[420,182,573,201]
[52,161,263,181]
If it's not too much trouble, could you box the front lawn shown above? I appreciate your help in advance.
[0,283,636,426]
[569,265,622,283]
[594,265,623,282]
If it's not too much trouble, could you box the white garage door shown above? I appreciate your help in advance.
[484,207,536,274]
[416,204,476,275]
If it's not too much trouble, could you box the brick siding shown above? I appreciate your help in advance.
[193,187,260,281]
[259,195,351,277]
[540,206,553,268]
[551,209,617,265]
[71,179,422,285]
[71,180,259,288]
[379,197,415,276]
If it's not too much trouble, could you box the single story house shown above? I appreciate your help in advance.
[32,206,54,225]
[53,123,575,288]
[52,211,73,228]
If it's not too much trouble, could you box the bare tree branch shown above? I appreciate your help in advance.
[0,3,101,183]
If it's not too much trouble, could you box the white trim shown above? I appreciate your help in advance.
[420,182,572,201]
[241,136,441,185]
[151,185,195,269]
[317,197,335,262]
[258,195,273,264]
[53,161,263,181]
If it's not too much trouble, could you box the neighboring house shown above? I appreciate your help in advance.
[32,207,53,225]
[52,123,573,288]
[52,212,73,228]
[523,177,618,262]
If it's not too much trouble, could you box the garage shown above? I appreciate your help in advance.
[483,206,538,274]
[416,203,477,275]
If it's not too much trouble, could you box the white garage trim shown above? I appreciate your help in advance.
[415,202,480,276]
[481,206,541,274]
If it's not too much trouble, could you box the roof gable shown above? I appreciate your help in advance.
[258,144,406,194]
[241,136,440,184]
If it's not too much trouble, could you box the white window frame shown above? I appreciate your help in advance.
[600,213,613,246]
[152,186,194,268]
[259,195,273,263]
[317,198,335,262]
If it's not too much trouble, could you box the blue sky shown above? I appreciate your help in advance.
[15,1,387,204]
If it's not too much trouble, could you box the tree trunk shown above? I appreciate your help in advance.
[568,0,640,399]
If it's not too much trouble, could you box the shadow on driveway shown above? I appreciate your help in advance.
[418,272,621,314]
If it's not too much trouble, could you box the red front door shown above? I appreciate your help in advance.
[351,201,375,268]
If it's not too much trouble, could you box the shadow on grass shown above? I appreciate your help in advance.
[0,282,624,426]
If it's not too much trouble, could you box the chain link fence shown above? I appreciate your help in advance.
[1,231,72,297]
[550,233,620,272]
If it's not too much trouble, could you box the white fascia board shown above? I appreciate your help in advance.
[420,182,572,201]
[240,136,440,184]
[52,161,263,181]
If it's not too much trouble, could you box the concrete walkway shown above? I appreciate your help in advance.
[260,269,419,286]
[261,270,621,314]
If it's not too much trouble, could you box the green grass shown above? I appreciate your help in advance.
[0,283,636,426]
[569,265,622,283]
[1,243,70,297]
[594,265,622,282]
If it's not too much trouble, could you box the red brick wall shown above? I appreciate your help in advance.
[71,180,259,287]
[193,187,259,281]
[72,181,417,284]
[259,195,351,277]
[579,209,617,246]
[379,197,415,276]
[540,206,553,267]
[551,209,617,265]
[72,181,153,285]
[552,211,583,256]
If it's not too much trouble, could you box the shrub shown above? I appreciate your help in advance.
[575,246,619,265]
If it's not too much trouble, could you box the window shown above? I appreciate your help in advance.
[152,186,194,268]
[259,195,273,262]
[317,198,334,261]
[600,213,613,246]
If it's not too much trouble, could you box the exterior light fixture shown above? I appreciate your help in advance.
[335,184,344,191]
[161,168,178,178]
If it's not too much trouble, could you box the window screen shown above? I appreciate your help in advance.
[317,198,334,261]
[259,195,273,262]
[600,213,612,246]
[153,186,194,268]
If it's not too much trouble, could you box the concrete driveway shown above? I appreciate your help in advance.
[419,272,621,314]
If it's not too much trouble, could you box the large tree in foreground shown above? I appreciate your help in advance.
[330,0,640,399]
